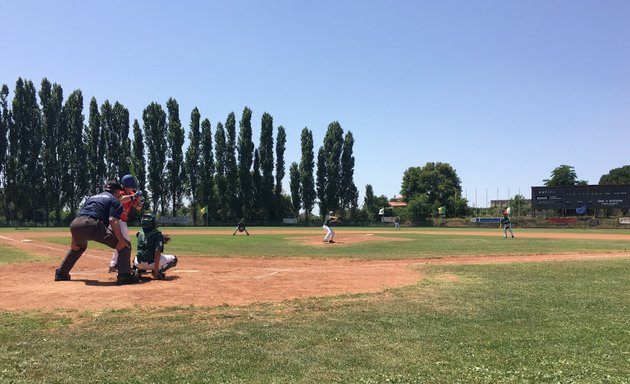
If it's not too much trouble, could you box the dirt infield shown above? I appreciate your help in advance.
[0,229,628,311]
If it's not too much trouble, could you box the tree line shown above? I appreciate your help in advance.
[0,77,358,224]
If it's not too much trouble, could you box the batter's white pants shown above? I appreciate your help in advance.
[109,220,129,268]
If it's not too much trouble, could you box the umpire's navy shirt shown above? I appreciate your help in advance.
[78,192,123,224]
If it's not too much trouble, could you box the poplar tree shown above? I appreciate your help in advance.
[289,162,301,217]
[259,112,274,220]
[322,121,344,215]
[339,131,358,215]
[8,78,42,220]
[225,113,239,219]
[166,98,186,215]
[200,118,215,223]
[112,102,131,176]
[85,97,104,194]
[315,147,327,215]
[131,119,146,191]
[100,100,116,179]
[237,107,254,219]
[143,102,168,214]
[39,79,64,222]
[214,122,228,220]
[299,128,316,222]
[0,85,9,191]
[62,90,87,215]
[274,126,286,220]
[185,107,202,224]
[251,148,262,220]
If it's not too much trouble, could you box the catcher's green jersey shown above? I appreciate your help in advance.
[136,229,165,263]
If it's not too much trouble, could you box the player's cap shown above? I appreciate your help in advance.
[329,211,333,215]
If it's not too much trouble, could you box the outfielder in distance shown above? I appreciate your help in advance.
[55,180,138,285]
[108,174,143,273]
[322,211,341,243]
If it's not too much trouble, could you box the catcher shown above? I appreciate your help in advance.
[132,213,178,280]
[322,211,341,243]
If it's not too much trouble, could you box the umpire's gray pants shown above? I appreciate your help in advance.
[57,216,132,275]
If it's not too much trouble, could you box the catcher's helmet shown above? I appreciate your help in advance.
[103,180,123,193]
[141,213,157,230]
[121,174,137,189]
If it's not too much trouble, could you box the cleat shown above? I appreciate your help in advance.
[54,269,71,281]
[108,266,117,273]
[328,240,335,243]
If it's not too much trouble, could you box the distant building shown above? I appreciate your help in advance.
[490,199,531,209]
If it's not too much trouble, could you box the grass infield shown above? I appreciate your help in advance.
[0,227,629,383]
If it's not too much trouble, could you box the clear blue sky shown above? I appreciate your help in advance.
[2,0,629,207]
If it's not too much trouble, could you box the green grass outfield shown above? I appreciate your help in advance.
[0,227,629,383]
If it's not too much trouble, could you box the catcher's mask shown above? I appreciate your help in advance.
[141,214,157,231]
[121,174,137,189]
[104,180,123,194]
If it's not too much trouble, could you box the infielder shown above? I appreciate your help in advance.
[109,174,143,273]
[322,211,340,243]
[500,210,515,238]
[55,180,137,285]
[233,219,250,236]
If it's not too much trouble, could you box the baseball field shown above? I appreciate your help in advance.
[0,227,629,383]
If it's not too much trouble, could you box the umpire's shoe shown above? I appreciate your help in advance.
[116,273,139,285]
[54,269,71,281]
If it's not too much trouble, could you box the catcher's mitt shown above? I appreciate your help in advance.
[163,233,171,244]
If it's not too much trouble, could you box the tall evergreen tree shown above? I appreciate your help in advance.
[85,97,104,194]
[112,102,131,176]
[214,122,228,220]
[251,148,263,220]
[185,107,202,224]
[100,100,116,179]
[39,79,64,222]
[62,90,87,216]
[289,162,301,217]
[225,112,239,220]
[299,128,316,222]
[315,146,327,215]
[259,112,274,220]
[0,84,10,188]
[274,126,286,220]
[200,118,215,223]
[322,121,344,215]
[131,119,146,191]
[166,98,186,215]
[8,78,42,220]
[339,131,358,215]
[143,102,168,214]
[237,107,254,219]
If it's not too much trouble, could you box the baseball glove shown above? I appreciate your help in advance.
[163,233,171,244]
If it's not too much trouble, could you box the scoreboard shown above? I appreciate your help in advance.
[531,185,630,210]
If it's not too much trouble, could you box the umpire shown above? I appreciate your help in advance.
[55,180,138,285]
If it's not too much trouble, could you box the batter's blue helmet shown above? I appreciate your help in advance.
[121,174,137,189]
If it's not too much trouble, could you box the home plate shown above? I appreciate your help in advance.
[21,239,34,243]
